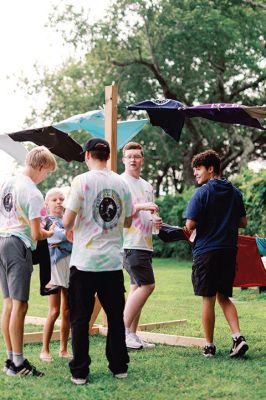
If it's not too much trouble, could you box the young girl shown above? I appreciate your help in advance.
[40,188,72,361]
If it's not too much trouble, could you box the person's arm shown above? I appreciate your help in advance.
[30,218,55,241]
[63,209,77,231]
[239,216,247,228]
[124,216,132,228]
[185,218,197,234]
[133,202,158,216]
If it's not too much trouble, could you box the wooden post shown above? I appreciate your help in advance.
[105,84,118,172]
[89,85,118,331]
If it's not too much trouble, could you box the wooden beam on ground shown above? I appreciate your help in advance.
[24,326,99,344]
[98,326,205,348]
[138,320,187,331]
[24,330,61,344]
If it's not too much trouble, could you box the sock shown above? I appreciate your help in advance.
[13,352,25,367]
[7,351,13,361]
[232,332,241,340]
[206,343,215,348]
[125,328,130,336]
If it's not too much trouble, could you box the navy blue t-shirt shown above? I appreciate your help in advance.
[185,178,246,257]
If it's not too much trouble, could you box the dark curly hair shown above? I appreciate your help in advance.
[191,150,221,175]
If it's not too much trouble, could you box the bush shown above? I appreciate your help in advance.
[231,168,266,236]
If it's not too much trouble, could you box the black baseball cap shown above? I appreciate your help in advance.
[81,138,110,154]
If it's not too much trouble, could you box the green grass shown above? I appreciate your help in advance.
[0,259,266,400]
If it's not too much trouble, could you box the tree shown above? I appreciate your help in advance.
[26,0,266,193]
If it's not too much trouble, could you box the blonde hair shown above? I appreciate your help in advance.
[45,187,65,203]
[25,146,57,171]
[122,142,144,156]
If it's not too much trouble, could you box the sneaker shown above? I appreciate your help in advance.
[3,359,12,373]
[6,359,44,377]
[126,334,143,350]
[71,376,87,385]
[203,345,216,357]
[137,337,155,349]
[230,336,249,357]
[114,372,128,379]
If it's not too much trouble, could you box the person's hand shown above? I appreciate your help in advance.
[141,202,159,213]
[154,215,162,230]
[46,222,56,237]
[66,230,74,243]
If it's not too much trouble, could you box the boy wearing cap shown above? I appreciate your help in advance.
[63,138,132,385]
[0,146,57,377]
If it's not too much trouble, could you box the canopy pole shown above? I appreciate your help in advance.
[105,84,118,172]
[89,85,119,331]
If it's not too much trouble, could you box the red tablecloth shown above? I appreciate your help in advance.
[234,235,266,287]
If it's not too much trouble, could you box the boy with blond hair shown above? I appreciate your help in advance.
[0,146,57,377]
[40,187,72,362]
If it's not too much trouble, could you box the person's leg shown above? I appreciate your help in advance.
[124,283,155,333]
[40,291,61,359]
[217,293,240,334]
[123,250,155,334]
[69,267,95,380]
[1,298,13,356]
[59,287,70,357]
[9,299,28,354]
[202,296,216,344]
[97,270,129,375]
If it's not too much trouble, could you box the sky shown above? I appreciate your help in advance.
[0,0,109,176]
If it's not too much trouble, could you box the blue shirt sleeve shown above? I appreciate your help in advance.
[185,187,204,222]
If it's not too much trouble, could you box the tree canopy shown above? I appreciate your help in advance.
[27,0,266,194]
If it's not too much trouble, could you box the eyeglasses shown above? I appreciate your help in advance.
[123,155,143,160]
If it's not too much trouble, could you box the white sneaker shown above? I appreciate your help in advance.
[126,334,143,350]
[114,372,128,379]
[71,376,87,385]
[138,338,155,349]
[129,333,155,349]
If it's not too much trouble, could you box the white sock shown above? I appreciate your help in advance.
[7,351,13,361]
[13,352,25,367]
[232,332,241,340]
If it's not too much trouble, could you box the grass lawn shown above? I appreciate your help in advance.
[0,258,265,400]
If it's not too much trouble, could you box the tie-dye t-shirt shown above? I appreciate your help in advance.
[121,172,153,251]
[66,168,132,272]
[0,175,46,250]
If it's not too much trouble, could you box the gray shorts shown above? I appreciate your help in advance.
[123,249,154,286]
[0,236,33,301]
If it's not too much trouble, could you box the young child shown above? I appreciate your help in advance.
[0,146,57,377]
[40,188,72,362]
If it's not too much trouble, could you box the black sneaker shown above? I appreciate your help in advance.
[203,345,216,357]
[230,336,249,357]
[3,359,12,373]
[6,359,44,377]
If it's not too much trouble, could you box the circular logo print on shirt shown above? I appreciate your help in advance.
[0,186,15,218]
[93,189,122,229]
[3,193,13,212]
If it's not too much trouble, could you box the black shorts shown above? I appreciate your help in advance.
[192,249,237,297]
[123,249,155,286]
